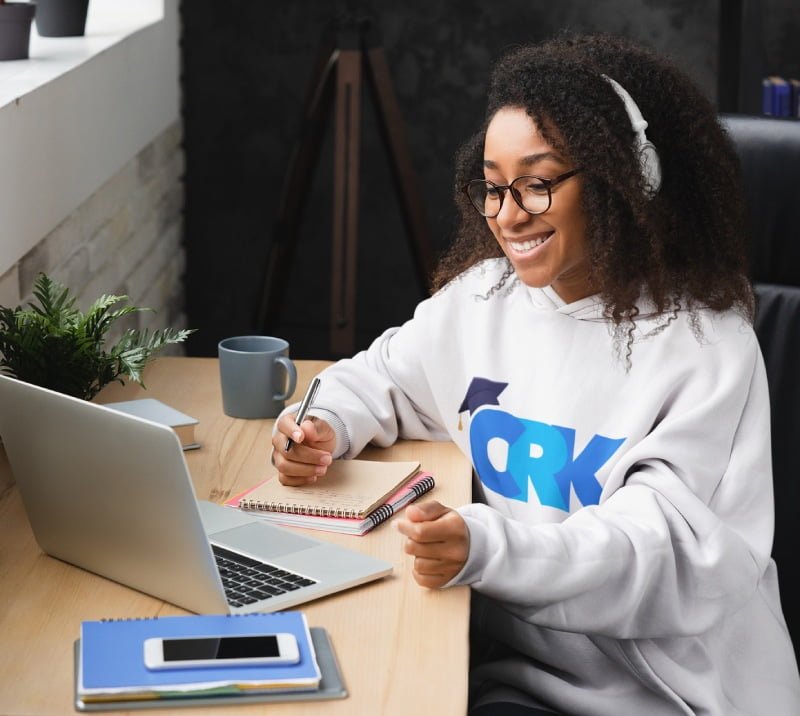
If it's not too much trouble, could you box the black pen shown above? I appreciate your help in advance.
[285,377,321,451]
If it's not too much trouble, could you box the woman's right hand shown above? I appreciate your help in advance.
[271,414,337,486]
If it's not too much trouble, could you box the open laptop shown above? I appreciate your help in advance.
[0,374,392,614]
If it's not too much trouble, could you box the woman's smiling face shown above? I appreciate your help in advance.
[483,107,592,303]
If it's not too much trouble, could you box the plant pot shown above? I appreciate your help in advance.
[0,2,36,61]
[35,0,89,37]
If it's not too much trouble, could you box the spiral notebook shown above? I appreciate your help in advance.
[226,472,435,535]
[232,458,421,520]
[74,612,347,710]
[78,612,320,702]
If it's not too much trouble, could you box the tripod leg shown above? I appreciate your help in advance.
[255,35,337,333]
[330,46,362,355]
[364,40,435,288]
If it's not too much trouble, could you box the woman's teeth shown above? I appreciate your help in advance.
[508,233,552,252]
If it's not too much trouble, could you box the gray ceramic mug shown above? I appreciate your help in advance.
[218,336,298,419]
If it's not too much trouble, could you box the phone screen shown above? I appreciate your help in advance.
[163,635,280,662]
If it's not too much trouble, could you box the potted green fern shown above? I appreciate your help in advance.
[0,273,194,400]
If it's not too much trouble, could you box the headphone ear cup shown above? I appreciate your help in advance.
[639,141,662,198]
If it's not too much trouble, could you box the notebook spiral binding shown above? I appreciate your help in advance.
[408,475,435,498]
[101,614,265,622]
[239,474,436,521]
[239,501,363,518]
[366,475,435,527]
[366,504,394,527]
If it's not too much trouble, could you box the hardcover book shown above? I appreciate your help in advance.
[103,398,200,450]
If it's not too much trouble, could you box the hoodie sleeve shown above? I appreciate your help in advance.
[277,260,508,457]
[450,328,774,640]
[299,296,453,459]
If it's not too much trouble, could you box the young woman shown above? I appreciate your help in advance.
[271,34,800,715]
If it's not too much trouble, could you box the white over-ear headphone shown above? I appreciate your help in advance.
[602,75,662,198]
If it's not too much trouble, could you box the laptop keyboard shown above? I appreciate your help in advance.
[212,545,317,608]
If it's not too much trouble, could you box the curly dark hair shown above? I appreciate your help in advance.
[431,33,754,333]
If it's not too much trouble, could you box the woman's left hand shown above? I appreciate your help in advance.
[396,501,469,588]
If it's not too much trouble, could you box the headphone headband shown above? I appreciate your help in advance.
[602,75,662,198]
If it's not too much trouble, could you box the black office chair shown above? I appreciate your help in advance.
[721,115,800,286]
[752,282,800,663]
[722,115,800,663]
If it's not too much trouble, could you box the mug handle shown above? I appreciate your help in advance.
[273,356,298,401]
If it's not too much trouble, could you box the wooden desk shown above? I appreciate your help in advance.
[0,357,472,715]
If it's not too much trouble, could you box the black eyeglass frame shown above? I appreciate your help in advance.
[463,168,582,218]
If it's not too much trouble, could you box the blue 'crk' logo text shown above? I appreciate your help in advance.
[470,409,625,511]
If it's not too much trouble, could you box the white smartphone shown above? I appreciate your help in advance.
[143,633,300,670]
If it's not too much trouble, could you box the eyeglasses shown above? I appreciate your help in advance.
[463,169,581,218]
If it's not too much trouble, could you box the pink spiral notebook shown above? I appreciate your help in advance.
[224,472,435,536]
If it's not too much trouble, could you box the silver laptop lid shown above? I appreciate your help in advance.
[0,374,229,614]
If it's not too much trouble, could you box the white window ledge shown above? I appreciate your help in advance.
[0,0,179,276]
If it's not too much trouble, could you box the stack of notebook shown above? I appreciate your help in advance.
[224,459,435,535]
[75,612,346,710]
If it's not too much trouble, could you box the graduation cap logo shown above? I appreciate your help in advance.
[458,377,508,430]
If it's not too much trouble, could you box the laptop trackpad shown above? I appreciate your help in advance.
[212,522,318,560]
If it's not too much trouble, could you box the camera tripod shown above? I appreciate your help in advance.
[255,16,435,356]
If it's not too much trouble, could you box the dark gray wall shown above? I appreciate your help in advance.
[180,0,797,359]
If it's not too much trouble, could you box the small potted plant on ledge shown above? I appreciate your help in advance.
[0,273,194,400]
[35,0,90,38]
[0,0,36,61]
